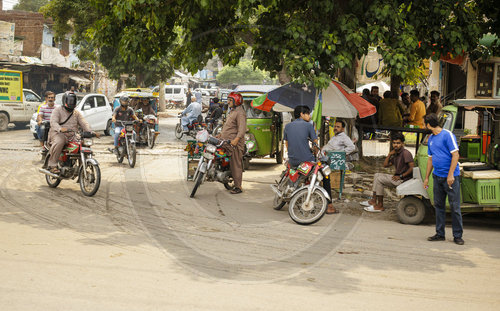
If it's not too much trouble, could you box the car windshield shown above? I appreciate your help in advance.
[55,93,83,106]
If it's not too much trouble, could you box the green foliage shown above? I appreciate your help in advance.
[42,0,497,90]
[216,59,276,86]
[13,0,48,12]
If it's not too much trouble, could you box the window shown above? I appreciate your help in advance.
[165,88,173,94]
[24,91,40,102]
[95,96,107,107]
[173,88,181,94]
[476,63,494,97]
[83,97,96,109]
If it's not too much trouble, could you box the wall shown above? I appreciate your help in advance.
[0,10,50,58]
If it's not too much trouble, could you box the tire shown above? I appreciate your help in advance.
[0,112,8,132]
[45,174,61,188]
[273,194,286,210]
[175,123,183,139]
[105,120,112,136]
[33,133,39,139]
[396,196,426,225]
[127,143,137,168]
[276,145,283,164]
[190,171,205,198]
[223,178,234,190]
[147,128,155,149]
[79,162,101,196]
[288,188,327,225]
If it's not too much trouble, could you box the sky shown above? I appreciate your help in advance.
[3,0,19,10]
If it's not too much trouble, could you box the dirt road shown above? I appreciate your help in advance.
[0,118,499,310]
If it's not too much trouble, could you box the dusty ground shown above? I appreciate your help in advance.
[0,117,499,310]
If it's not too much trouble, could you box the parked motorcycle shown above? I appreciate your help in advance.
[271,142,331,225]
[175,114,206,139]
[135,109,157,149]
[39,130,101,197]
[116,120,137,168]
[190,133,233,198]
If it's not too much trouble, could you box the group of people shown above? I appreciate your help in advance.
[361,86,443,129]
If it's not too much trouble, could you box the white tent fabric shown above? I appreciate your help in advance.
[356,81,390,93]
[321,81,359,118]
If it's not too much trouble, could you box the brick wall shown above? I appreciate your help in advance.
[0,11,52,57]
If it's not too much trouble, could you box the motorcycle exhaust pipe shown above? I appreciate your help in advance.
[38,168,60,179]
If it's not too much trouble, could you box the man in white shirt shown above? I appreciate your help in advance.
[181,96,202,132]
[322,120,355,155]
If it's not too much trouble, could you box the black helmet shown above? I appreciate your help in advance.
[212,97,219,104]
[62,91,77,112]
[119,95,129,107]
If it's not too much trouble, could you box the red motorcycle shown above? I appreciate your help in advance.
[39,131,101,196]
[271,143,332,225]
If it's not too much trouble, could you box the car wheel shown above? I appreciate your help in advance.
[105,120,112,136]
[0,113,9,131]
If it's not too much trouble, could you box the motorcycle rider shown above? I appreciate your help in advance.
[136,97,156,116]
[283,105,337,214]
[180,96,202,132]
[46,91,99,174]
[205,97,223,131]
[109,95,139,155]
[219,92,247,194]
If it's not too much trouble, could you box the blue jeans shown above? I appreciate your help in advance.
[36,124,43,141]
[433,174,463,238]
[114,126,123,146]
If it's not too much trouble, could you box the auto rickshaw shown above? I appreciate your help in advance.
[396,99,500,225]
[111,91,159,146]
[233,85,284,169]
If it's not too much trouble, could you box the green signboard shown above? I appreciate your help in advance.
[327,151,346,170]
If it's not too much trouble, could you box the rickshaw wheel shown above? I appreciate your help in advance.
[397,196,426,225]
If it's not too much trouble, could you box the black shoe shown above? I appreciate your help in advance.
[453,237,464,245]
[427,234,445,241]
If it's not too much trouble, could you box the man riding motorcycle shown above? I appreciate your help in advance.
[47,91,100,174]
[110,95,139,155]
[205,97,223,130]
[181,96,202,132]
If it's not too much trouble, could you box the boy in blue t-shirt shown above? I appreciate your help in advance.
[423,113,463,245]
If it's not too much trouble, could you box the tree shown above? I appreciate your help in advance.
[13,0,48,12]
[216,59,275,86]
[43,0,497,91]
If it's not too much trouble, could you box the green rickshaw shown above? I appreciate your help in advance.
[234,85,284,169]
[395,99,500,224]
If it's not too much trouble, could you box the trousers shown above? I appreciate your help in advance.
[230,146,244,189]
[372,173,403,195]
[433,174,463,238]
[48,133,68,167]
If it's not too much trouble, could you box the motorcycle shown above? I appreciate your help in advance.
[190,133,234,198]
[115,120,137,168]
[39,130,101,197]
[175,114,206,139]
[135,109,158,149]
[271,142,332,225]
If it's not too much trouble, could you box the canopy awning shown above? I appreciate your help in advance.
[69,75,92,84]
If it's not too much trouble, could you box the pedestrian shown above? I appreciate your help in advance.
[361,132,414,212]
[185,88,192,108]
[427,90,443,115]
[219,92,247,194]
[406,89,426,128]
[423,113,464,245]
[378,90,403,127]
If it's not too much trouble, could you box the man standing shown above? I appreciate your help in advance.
[378,91,403,127]
[406,89,426,128]
[185,88,192,108]
[362,132,414,212]
[284,105,337,214]
[36,91,56,147]
[180,96,202,132]
[219,92,247,194]
[427,90,443,115]
[423,113,464,245]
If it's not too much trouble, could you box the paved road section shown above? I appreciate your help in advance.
[0,117,499,310]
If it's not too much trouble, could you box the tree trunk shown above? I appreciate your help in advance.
[135,73,145,88]
[390,74,402,97]
[158,81,166,112]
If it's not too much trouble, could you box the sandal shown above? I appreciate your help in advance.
[363,205,384,213]
[230,188,242,194]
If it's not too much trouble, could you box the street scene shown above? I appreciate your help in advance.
[1,0,500,310]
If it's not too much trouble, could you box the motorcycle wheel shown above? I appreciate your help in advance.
[117,145,124,163]
[147,128,155,149]
[175,123,183,139]
[79,162,101,196]
[223,178,234,190]
[128,143,137,168]
[273,194,286,211]
[288,188,327,225]
[190,171,204,198]
[212,125,222,136]
[45,174,61,188]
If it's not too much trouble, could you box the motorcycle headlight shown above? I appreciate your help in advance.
[83,138,93,146]
[206,144,216,153]
[322,165,331,176]
[125,125,134,132]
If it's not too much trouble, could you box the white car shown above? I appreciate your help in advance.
[30,93,113,139]
[152,85,188,106]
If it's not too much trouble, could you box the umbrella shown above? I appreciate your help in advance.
[321,80,376,118]
[251,83,316,112]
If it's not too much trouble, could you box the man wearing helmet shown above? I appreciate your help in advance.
[219,92,247,194]
[110,95,139,154]
[46,91,98,174]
